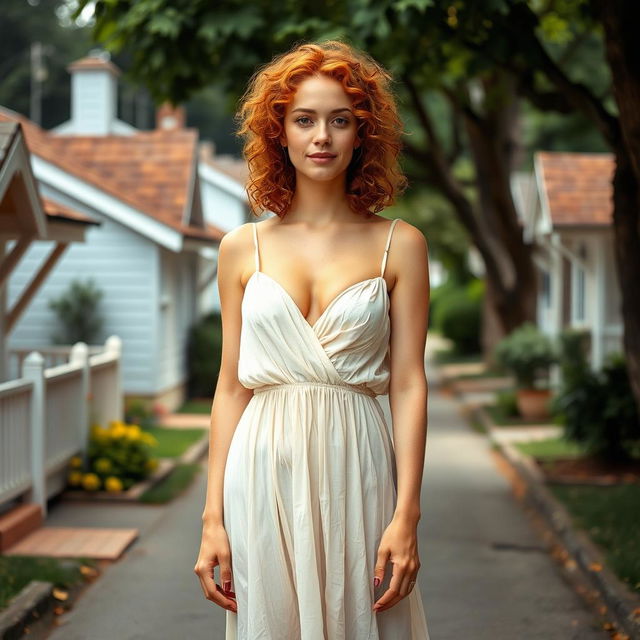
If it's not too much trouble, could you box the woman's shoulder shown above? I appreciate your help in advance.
[376,215,425,244]
[217,221,259,258]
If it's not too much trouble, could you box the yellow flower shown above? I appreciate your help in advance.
[81,473,101,491]
[110,424,127,439]
[104,476,123,493]
[127,424,142,439]
[67,471,83,487]
[145,458,159,473]
[94,457,112,473]
[69,456,83,469]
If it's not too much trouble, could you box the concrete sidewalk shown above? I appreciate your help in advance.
[42,336,607,639]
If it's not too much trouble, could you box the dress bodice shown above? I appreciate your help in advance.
[238,218,400,397]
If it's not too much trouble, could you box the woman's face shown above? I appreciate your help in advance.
[280,74,360,183]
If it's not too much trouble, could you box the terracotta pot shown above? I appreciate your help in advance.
[516,388,552,420]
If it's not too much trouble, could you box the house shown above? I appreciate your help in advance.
[0,119,125,517]
[1,49,250,411]
[511,151,623,371]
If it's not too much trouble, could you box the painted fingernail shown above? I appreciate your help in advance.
[373,577,380,587]
[223,580,231,592]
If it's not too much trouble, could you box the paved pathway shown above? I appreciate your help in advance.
[43,336,607,639]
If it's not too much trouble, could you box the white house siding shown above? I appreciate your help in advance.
[7,195,158,395]
[198,177,248,314]
[155,247,197,395]
[199,170,247,233]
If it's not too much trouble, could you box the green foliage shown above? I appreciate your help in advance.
[433,278,483,355]
[124,398,163,429]
[84,421,159,490]
[494,388,519,419]
[47,277,104,345]
[493,322,557,388]
[187,310,222,398]
[550,330,640,462]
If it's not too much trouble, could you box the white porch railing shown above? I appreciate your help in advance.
[0,335,123,517]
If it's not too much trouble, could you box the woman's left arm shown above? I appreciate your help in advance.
[387,219,430,523]
[372,219,430,613]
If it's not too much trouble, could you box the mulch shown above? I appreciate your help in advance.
[536,455,640,485]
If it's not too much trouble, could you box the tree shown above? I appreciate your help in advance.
[73,0,550,357]
[429,0,640,420]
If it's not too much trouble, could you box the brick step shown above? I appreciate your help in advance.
[0,503,43,552]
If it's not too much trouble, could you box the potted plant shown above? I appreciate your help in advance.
[494,322,558,420]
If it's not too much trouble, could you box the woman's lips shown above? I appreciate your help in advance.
[308,154,336,164]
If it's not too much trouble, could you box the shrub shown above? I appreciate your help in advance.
[66,421,159,492]
[493,322,557,388]
[47,277,104,345]
[187,311,222,398]
[494,389,519,418]
[551,329,640,462]
[124,398,164,429]
[434,279,483,355]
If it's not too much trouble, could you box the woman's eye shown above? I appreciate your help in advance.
[295,116,350,126]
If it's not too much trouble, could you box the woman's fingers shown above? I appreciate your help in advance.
[372,562,405,612]
[208,575,238,612]
[194,560,237,612]
[373,561,419,612]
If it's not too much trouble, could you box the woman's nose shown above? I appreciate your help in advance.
[313,123,331,143]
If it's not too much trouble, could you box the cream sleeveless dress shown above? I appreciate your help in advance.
[223,218,430,639]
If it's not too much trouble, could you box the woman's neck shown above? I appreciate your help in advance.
[284,171,354,225]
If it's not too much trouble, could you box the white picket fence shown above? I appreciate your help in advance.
[0,335,123,517]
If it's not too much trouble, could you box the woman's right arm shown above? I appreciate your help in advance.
[194,223,255,612]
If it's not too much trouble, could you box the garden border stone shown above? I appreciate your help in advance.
[0,580,53,640]
[473,403,640,640]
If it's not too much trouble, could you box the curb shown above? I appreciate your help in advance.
[473,403,640,640]
[0,581,53,640]
[0,577,87,640]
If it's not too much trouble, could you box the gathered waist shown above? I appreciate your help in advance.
[252,380,377,398]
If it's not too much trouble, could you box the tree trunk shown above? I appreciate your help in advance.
[462,75,538,359]
[595,0,640,412]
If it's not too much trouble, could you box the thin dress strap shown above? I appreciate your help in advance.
[380,218,400,277]
[252,223,260,273]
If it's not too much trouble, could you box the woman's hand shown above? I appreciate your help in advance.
[194,522,237,613]
[372,515,421,613]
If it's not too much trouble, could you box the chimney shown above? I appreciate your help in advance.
[156,102,186,131]
[66,49,121,135]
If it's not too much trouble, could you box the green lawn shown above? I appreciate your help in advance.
[513,437,640,594]
[144,427,207,458]
[139,463,203,504]
[0,555,97,610]
[175,399,212,414]
[515,436,587,459]
[549,484,640,594]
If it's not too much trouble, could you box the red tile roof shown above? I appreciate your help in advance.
[536,151,613,227]
[41,196,101,226]
[0,106,225,243]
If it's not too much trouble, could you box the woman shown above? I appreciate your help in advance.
[195,39,431,639]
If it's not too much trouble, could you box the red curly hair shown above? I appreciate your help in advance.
[235,39,408,218]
